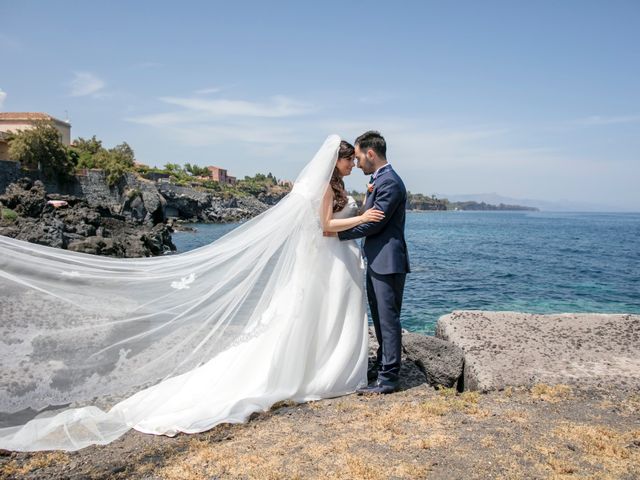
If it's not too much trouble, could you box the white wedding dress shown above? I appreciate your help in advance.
[0,135,369,451]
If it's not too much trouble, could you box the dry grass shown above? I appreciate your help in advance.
[413,432,451,450]
[502,408,530,424]
[157,431,432,480]
[146,387,493,479]
[619,393,640,414]
[530,383,573,402]
[147,391,454,479]
[533,422,640,479]
[3,385,639,479]
[420,387,487,418]
[546,455,579,475]
[554,423,636,460]
[0,452,69,478]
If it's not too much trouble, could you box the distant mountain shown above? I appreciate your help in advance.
[433,192,633,212]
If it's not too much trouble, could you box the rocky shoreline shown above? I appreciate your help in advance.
[390,310,640,395]
[0,177,176,257]
[1,311,638,478]
[0,173,279,257]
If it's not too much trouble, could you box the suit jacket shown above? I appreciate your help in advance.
[338,166,411,275]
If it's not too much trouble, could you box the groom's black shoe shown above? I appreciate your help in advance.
[356,379,399,395]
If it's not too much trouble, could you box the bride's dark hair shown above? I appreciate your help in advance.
[331,140,355,212]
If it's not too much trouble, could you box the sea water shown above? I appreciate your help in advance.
[172,211,640,334]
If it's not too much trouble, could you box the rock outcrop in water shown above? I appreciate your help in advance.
[0,168,285,257]
[157,183,268,223]
[0,177,176,257]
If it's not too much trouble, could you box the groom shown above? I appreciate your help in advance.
[337,131,410,394]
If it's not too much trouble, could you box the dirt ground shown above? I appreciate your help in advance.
[1,382,639,480]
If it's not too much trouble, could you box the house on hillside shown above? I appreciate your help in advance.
[206,166,237,185]
[0,112,72,160]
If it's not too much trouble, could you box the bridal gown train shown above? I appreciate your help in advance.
[115,195,369,437]
[0,135,368,451]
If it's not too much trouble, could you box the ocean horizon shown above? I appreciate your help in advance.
[173,210,640,334]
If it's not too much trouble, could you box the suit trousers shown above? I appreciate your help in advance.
[366,266,406,385]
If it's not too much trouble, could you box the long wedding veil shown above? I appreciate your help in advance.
[0,134,342,451]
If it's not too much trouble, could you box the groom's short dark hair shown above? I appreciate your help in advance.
[355,131,386,159]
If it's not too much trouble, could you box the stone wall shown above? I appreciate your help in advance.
[0,160,82,197]
[0,162,156,211]
[0,160,23,191]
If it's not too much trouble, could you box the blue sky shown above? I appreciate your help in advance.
[1,1,638,209]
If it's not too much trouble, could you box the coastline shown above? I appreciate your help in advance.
[1,310,638,479]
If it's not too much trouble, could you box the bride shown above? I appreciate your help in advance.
[0,135,385,451]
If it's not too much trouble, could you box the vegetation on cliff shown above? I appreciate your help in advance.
[72,135,136,186]
[5,121,536,212]
[6,120,76,180]
[6,121,290,200]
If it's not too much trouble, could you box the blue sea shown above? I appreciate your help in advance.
[172,211,640,334]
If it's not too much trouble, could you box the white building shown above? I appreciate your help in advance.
[0,112,72,160]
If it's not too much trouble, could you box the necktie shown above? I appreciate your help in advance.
[369,174,374,184]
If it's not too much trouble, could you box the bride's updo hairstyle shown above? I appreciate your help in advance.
[331,140,355,212]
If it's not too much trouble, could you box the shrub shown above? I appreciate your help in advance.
[7,120,76,179]
[1,207,18,221]
[72,138,136,186]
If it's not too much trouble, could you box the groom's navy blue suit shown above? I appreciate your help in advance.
[338,164,410,386]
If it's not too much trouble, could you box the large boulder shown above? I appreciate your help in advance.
[120,176,167,225]
[0,177,47,217]
[436,310,640,392]
[158,183,211,220]
[402,330,465,389]
[6,215,65,249]
[205,196,268,222]
[159,183,268,223]
[67,236,119,256]
[367,326,464,390]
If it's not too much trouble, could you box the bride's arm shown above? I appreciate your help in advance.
[321,185,385,233]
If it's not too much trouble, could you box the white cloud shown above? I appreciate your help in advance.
[125,102,638,207]
[155,123,300,146]
[125,93,316,147]
[194,86,223,95]
[321,118,522,167]
[68,72,106,97]
[0,88,6,110]
[157,95,314,118]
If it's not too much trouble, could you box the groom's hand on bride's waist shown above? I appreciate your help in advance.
[323,231,337,237]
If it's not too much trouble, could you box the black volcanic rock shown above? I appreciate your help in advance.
[159,183,267,223]
[0,177,175,257]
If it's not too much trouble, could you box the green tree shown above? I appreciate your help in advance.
[73,135,103,156]
[8,120,76,178]
[184,163,210,177]
[110,142,135,168]
[72,136,138,186]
